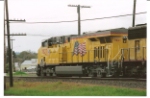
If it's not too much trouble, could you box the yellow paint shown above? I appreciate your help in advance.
[38,33,128,66]
[123,38,146,61]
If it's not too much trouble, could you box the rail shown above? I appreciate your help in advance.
[5,76,146,89]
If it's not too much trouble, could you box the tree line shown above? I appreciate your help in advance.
[5,49,37,72]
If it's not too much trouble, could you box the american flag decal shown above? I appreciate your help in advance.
[78,42,86,56]
[73,41,79,55]
[73,41,86,56]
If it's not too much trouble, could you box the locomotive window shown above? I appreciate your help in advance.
[48,39,52,46]
[99,46,101,58]
[41,43,42,47]
[99,37,105,43]
[64,37,68,43]
[42,41,48,47]
[105,37,111,43]
[68,37,70,42]
[56,37,60,43]
[42,42,44,47]
[103,46,105,58]
[60,37,64,43]
[98,47,99,58]
[102,46,103,58]
[54,37,56,43]
[44,41,48,47]
[89,38,97,41]
[94,47,97,58]
[135,40,140,51]
[100,46,102,58]
[62,37,65,43]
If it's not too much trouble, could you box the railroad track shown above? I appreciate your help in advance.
[5,76,146,89]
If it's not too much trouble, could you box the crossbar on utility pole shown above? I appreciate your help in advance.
[6,19,26,22]
[68,4,91,36]
[5,33,26,36]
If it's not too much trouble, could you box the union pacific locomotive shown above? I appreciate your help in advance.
[36,24,146,78]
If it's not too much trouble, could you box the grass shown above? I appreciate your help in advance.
[4,81,146,96]
[7,71,27,76]
[13,71,27,75]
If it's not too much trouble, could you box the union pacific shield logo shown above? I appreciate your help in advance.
[42,48,50,55]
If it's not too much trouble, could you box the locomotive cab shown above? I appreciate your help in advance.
[122,24,146,77]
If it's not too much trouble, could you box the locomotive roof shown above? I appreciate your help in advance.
[41,39,47,43]
[41,28,128,42]
[71,28,128,38]
[83,28,128,35]
[128,24,146,30]
[47,34,78,39]
[128,24,146,39]
[41,34,78,43]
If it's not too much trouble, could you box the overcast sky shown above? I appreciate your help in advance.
[5,0,147,52]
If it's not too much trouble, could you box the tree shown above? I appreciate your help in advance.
[6,49,37,72]
[17,51,37,63]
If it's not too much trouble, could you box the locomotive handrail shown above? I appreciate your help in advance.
[121,48,128,50]
[121,46,147,60]
[112,50,121,61]
[107,48,111,75]
[142,47,146,60]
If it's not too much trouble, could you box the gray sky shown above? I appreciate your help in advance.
[6,0,147,52]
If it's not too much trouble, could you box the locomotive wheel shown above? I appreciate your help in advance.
[88,72,96,77]
[46,73,51,76]
[36,66,41,76]
[40,67,46,77]
[36,71,41,76]
[46,68,51,76]
[88,72,92,77]
[140,67,146,78]
[102,73,106,78]
[97,70,102,78]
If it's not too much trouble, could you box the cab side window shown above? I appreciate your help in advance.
[135,40,140,51]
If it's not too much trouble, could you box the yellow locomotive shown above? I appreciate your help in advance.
[122,24,146,77]
[37,24,146,77]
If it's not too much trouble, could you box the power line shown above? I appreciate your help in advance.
[27,34,51,37]
[9,11,146,24]
[81,12,146,21]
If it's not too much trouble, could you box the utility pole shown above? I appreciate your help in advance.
[68,4,90,36]
[5,0,26,87]
[5,0,13,87]
[10,39,15,72]
[4,0,6,90]
[132,0,136,27]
